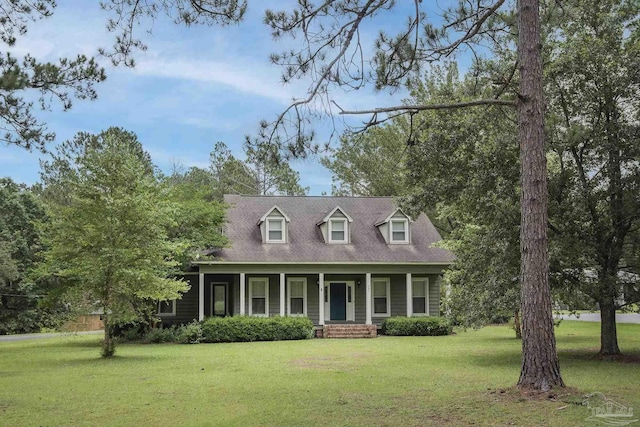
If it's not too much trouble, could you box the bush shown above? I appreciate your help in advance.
[144,326,178,343]
[176,320,203,344]
[381,316,452,336]
[121,327,144,342]
[201,316,314,343]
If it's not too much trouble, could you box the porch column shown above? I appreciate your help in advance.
[198,273,205,321]
[406,273,413,317]
[239,273,246,315]
[365,272,372,325]
[280,273,286,317]
[318,273,325,325]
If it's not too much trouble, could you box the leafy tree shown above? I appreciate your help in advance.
[320,126,409,197]
[545,0,640,356]
[209,141,308,197]
[0,178,67,333]
[39,129,189,357]
[209,141,259,198]
[0,0,105,150]
[398,63,523,334]
[162,170,228,269]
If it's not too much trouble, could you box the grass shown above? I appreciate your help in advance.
[1,321,639,426]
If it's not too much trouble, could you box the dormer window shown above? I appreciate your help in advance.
[329,219,347,243]
[317,206,353,244]
[257,206,290,244]
[375,208,412,244]
[390,219,408,243]
[267,218,285,242]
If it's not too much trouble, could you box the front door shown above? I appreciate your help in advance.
[330,283,347,320]
[211,283,227,316]
[325,281,356,322]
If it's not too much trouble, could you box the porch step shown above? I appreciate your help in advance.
[322,324,378,339]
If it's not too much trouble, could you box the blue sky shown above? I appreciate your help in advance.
[1,1,456,195]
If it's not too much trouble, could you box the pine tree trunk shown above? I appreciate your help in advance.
[599,298,621,356]
[516,0,564,391]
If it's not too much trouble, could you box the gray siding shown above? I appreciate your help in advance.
[167,275,199,325]
[429,274,440,316]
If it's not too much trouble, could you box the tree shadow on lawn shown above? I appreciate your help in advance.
[0,337,101,354]
[559,348,640,364]
[464,345,640,369]
[51,353,160,367]
[59,339,104,349]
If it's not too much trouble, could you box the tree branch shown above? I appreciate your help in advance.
[333,98,516,115]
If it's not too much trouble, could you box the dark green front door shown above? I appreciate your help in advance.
[330,283,347,320]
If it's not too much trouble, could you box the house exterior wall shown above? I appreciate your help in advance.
[160,274,199,325]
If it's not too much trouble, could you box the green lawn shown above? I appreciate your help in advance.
[1,321,639,426]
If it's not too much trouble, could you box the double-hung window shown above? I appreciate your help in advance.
[249,277,269,316]
[372,278,391,317]
[412,278,429,315]
[390,219,409,243]
[287,277,307,316]
[267,219,285,242]
[329,219,347,243]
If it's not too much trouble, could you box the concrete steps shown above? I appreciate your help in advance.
[321,324,378,338]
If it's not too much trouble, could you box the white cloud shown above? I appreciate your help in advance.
[133,56,295,104]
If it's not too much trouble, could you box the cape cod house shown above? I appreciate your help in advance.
[159,195,455,336]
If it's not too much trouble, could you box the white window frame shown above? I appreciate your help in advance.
[329,218,348,243]
[249,277,270,317]
[390,219,409,243]
[287,277,308,316]
[371,277,391,317]
[266,218,285,243]
[158,300,176,317]
[411,278,430,316]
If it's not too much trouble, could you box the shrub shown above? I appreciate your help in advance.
[144,326,178,343]
[121,327,144,342]
[381,316,452,336]
[176,320,203,344]
[112,319,149,341]
[201,316,314,343]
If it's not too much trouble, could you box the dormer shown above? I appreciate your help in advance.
[375,209,412,244]
[257,206,290,244]
[316,206,353,244]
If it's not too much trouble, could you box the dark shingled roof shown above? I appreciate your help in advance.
[210,195,455,264]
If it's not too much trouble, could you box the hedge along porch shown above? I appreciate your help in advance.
[158,195,454,332]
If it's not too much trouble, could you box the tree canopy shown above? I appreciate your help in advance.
[39,128,190,356]
[0,177,66,334]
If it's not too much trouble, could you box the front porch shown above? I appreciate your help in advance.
[166,266,442,328]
